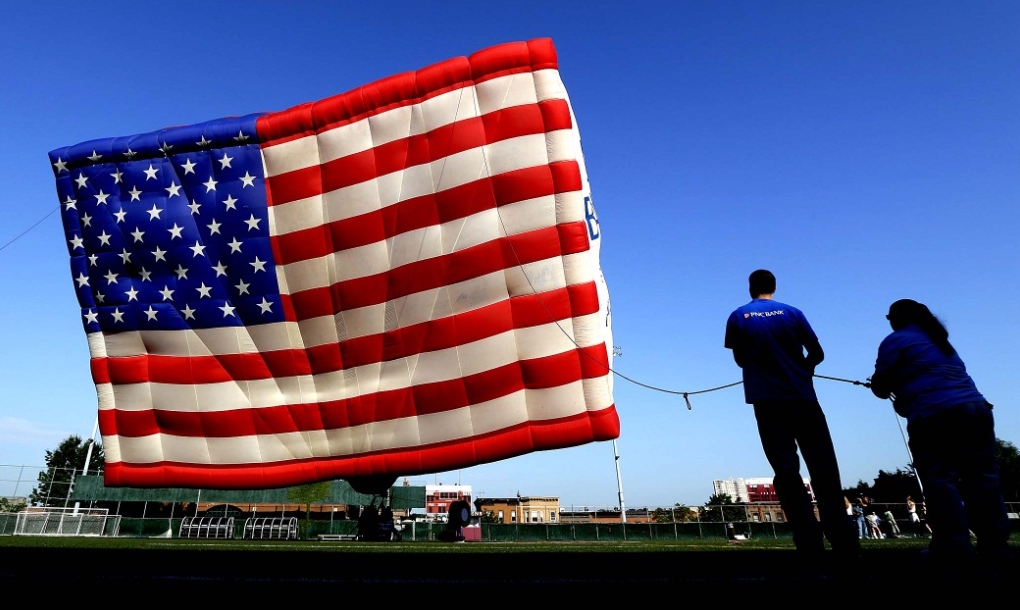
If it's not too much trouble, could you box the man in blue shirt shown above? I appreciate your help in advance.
[725,270,858,557]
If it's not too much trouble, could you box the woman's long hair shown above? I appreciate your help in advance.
[887,299,955,356]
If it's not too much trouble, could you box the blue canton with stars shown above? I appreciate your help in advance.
[50,115,286,333]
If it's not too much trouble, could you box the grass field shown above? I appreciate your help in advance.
[0,533,944,553]
[1,534,1015,596]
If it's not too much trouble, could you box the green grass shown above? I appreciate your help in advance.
[0,535,940,553]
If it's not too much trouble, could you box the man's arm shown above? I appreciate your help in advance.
[797,311,824,370]
[804,335,824,369]
[724,312,745,368]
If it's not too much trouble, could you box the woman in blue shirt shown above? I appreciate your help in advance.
[871,299,1009,564]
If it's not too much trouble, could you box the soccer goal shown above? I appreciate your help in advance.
[14,507,120,537]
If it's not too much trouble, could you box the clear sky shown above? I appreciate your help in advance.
[1,1,1017,509]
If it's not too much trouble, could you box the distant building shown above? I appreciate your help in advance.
[425,484,472,517]
[475,496,559,524]
[713,477,814,503]
[558,507,652,524]
[713,477,818,523]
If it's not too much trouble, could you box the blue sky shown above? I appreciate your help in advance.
[1,1,1017,509]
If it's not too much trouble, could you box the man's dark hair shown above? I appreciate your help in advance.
[748,269,776,298]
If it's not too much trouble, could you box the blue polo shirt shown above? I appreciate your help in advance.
[725,299,821,403]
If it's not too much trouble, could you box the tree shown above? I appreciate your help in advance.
[480,510,500,524]
[841,438,1020,506]
[651,504,696,523]
[701,493,746,523]
[0,498,26,513]
[996,438,1020,502]
[30,435,104,507]
[287,481,333,535]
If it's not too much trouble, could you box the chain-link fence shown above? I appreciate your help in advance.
[3,464,1018,541]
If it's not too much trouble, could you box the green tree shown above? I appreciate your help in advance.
[845,438,1020,506]
[996,438,1020,503]
[480,510,500,524]
[0,498,27,513]
[652,503,696,523]
[701,493,745,523]
[287,481,333,536]
[30,435,104,506]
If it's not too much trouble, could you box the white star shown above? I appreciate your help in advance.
[174,265,189,280]
[196,135,211,147]
[222,194,238,210]
[74,173,88,189]
[95,190,110,205]
[69,235,84,250]
[165,182,182,198]
[190,241,207,257]
[147,205,163,220]
[75,272,90,288]
[206,219,222,235]
[95,291,106,303]
[63,196,77,210]
[159,142,173,153]
[160,285,175,301]
[125,286,139,302]
[180,158,197,175]
[104,270,119,285]
[88,150,103,162]
[84,309,99,325]
[181,304,196,320]
[234,130,250,142]
[188,199,202,215]
[123,148,137,158]
[119,248,132,264]
[218,153,233,169]
[97,230,112,246]
[240,172,256,188]
[227,237,243,253]
[250,256,267,273]
[53,158,68,173]
[196,283,212,298]
[167,223,184,239]
[128,186,142,201]
[138,267,152,282]
[258,297,273,314]
[113,209,127,224]
[152,246,167,262]
[144,306,159,321]
[110,169,123,184]
[219,303,236,317]
[111,308,125,323]
[212,261,228,277]
[235,279,250,295]
[80,213,92,227]
[131,227,145,243]
[244,214,262,231]
[88,253,99,266]
[203,177,218,193]
[143,164,159,180]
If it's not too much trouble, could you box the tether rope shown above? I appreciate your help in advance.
[0,205,59,254]
[491,190,874,410]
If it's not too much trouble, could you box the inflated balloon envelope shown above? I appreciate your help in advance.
[49,38,618,489]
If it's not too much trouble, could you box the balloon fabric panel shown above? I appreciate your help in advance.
[50,39,617,488]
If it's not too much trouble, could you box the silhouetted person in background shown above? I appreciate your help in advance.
[725,270,859,558]
[871,299,1010,566]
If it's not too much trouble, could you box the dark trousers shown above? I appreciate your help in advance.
[908,401,1010,560]
[753,399,859,554]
